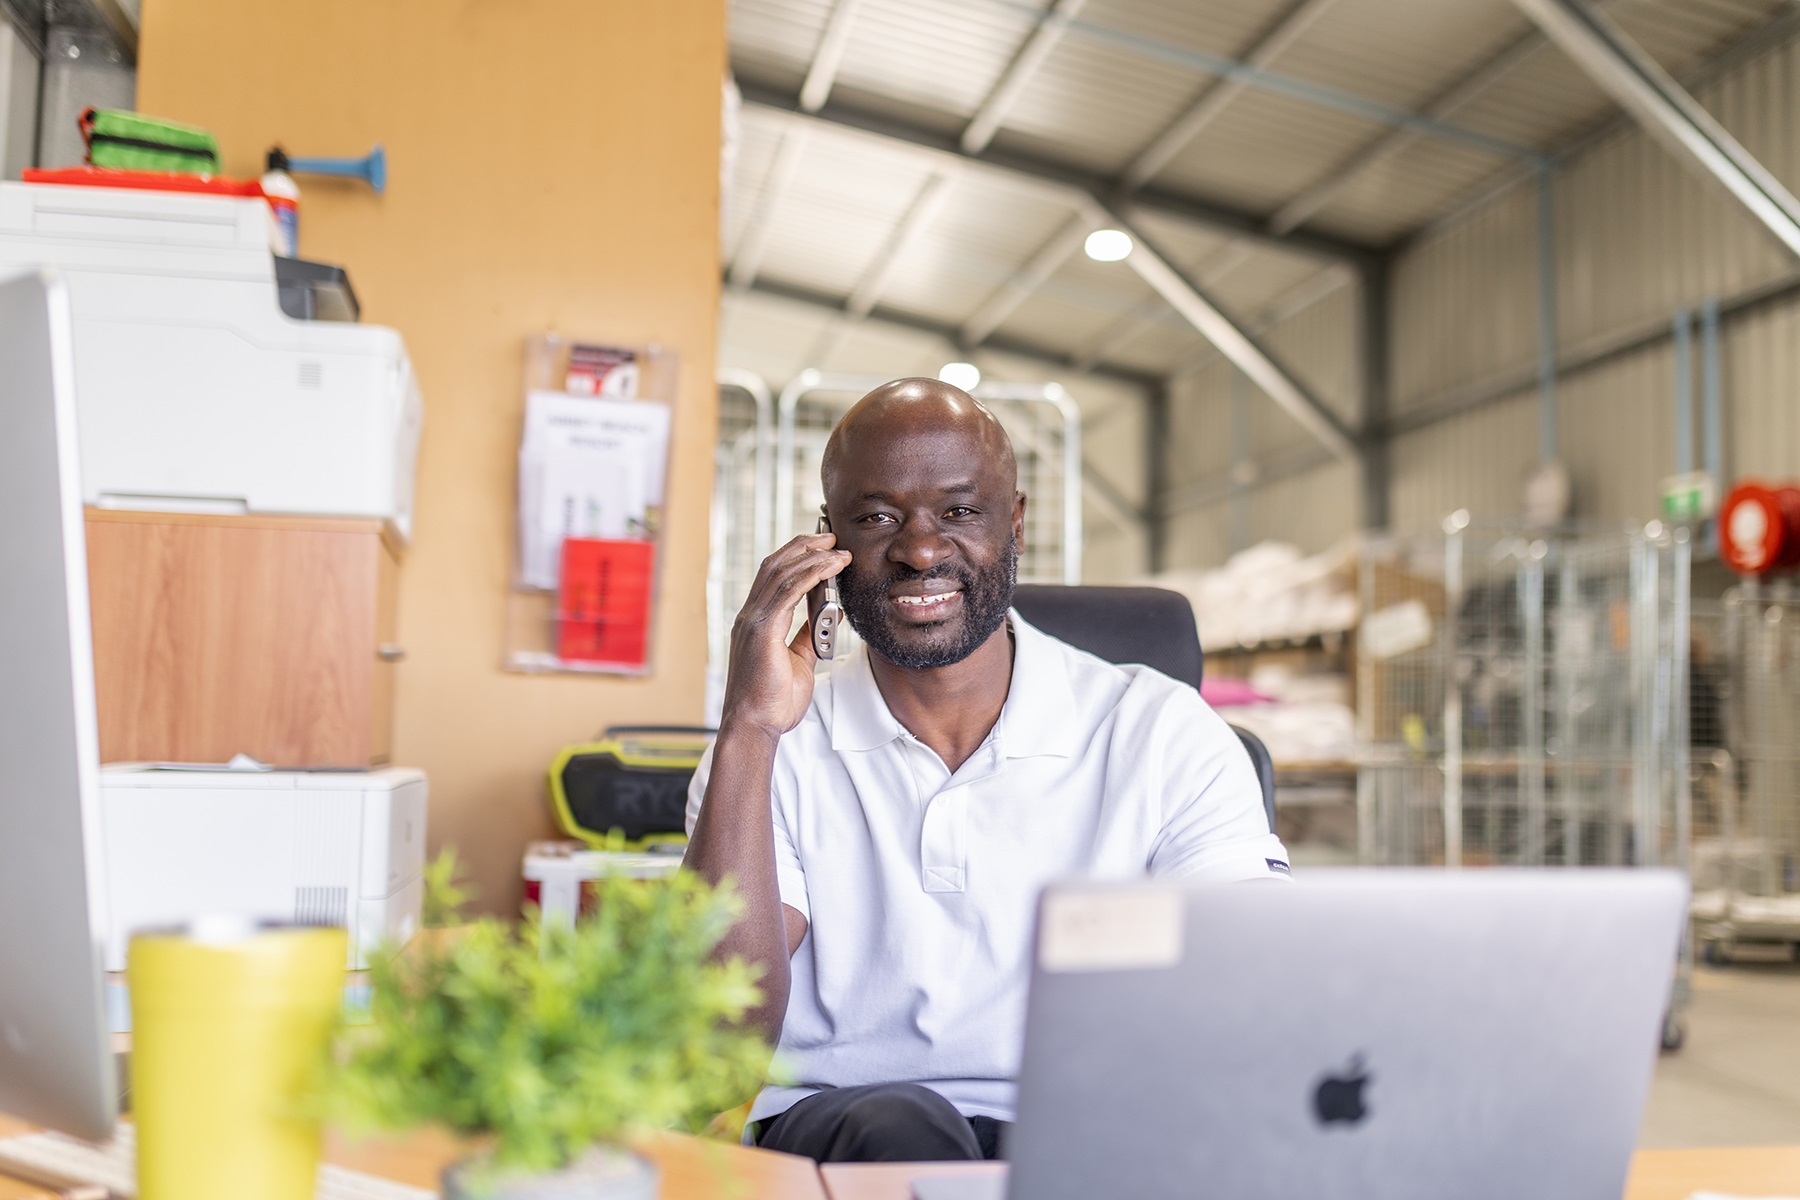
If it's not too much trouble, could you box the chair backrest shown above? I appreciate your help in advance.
[1012,584,1275,830]
[1011,585,1204,689]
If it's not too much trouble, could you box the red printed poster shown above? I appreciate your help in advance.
[557,538,655,668]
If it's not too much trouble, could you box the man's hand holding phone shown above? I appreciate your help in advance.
[809,515,844,662]
[721,524,851,745]
[692,518,847,1034]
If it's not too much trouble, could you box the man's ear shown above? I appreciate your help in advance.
[1013,491,1027,545]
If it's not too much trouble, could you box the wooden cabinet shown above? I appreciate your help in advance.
[84,509,400,767]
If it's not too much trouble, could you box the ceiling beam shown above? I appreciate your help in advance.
[1404,4,1800,248]
[1010,0,1338,365]
[961,0,1090,155]
[1170,263,1353,378]
[959,207,1102,345]
[1074,239,1257,370]
[1122,0,1338,191]
[727,128,811,288]
[804,170,958,365]
[1024,0,1542,167]
[1072,299,1166,373]
[728,275,1165,390]
[1267,28,1545,235]
[846,171,957,315]
[799,0,866,112]
[1510,0,1800,260]
[736,79,1383,267]
[959,0,1338,358]
[1116,218,1358,460]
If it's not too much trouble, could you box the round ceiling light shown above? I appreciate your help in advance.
[1084,229,1133,262]
[938,362,982,391]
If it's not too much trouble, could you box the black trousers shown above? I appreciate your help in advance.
[753,1083,1010,1163]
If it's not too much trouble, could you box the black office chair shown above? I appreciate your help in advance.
[1012,584,1276,830]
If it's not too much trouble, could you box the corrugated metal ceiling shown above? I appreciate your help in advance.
[726,0,1797,385]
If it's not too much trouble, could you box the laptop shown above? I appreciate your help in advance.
[915,869,1685,1200]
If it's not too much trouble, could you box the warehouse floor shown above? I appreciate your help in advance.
[1641,954,1800,1147]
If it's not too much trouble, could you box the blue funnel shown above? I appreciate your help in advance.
[286,145,386,193]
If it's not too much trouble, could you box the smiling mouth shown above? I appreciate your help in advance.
[890,591,962,614]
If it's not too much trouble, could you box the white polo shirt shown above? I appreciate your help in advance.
[686,611,1288,1125]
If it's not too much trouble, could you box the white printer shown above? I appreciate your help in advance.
[99,765,428,971]
[0,182,422,540]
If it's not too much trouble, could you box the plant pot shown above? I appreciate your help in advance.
[441,1146,658,1200]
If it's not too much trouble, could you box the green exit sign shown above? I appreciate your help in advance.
[1661,471,1715,522]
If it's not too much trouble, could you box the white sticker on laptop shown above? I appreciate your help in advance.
[1039,887,1184,973]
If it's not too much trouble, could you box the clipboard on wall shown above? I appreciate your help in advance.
[503,335,679,676]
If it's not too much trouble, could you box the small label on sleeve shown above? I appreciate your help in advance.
[1039,887,1183,973]
[1266,858,1291,876]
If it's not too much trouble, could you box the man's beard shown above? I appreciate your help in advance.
[837,538,1018,670]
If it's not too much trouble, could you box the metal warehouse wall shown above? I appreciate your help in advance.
[1387,24,1800,534]
[1159,278,1363,569]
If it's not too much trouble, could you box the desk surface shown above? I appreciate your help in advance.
[819,1148,1800,1200]
[8,1108,1799,1200]
[0,1113,826,1200]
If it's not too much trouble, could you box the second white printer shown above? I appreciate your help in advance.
[99,765,428,971]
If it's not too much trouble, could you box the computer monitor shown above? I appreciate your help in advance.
[0,269,119,1139]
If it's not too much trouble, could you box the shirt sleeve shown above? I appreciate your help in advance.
[686,735,812,920]
[1146,683,1293,882]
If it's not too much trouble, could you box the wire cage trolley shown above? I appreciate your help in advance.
[1690,585,1800,962]
[1356,513,1693,1048]
[709,371,775,720]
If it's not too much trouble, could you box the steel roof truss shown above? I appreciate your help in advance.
[728,127,812,289]
[1117,218,1358,461]
[730,276,1165,389]
[960,206,1103,347]
[1510,0,1800,261]
[800,0,866,113]
[961,0,1092,156]
[1268,27,1547,235]
[1171,263,1353,378]
[734,81,1382,266]
[845,171,958,316]
[1122,0,1339,192]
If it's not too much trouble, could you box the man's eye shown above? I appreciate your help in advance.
[859,513,895,525]
[946,506,976,518]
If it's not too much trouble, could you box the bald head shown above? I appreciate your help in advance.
[817,377,1026,671]
[821,377,1016,497]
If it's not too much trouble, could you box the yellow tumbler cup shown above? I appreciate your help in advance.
[127,920,346,1200]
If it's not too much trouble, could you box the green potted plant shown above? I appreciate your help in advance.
[330,855,769,1199]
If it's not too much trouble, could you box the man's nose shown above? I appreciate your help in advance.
[887,515,951,572]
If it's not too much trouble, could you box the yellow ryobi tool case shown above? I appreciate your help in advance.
[547,725,714,851]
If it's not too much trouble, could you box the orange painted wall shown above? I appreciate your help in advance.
[136,0,727,912]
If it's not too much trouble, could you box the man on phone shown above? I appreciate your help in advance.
[683,377,1286,1163]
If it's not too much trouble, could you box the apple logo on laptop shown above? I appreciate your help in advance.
[1313,1054,1371,1126]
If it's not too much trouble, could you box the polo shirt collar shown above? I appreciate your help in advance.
[828,645,903,753]
[827,609,1078,759]
[995,611,1079,759]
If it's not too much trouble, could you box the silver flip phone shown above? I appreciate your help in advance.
[811,513,842,661]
